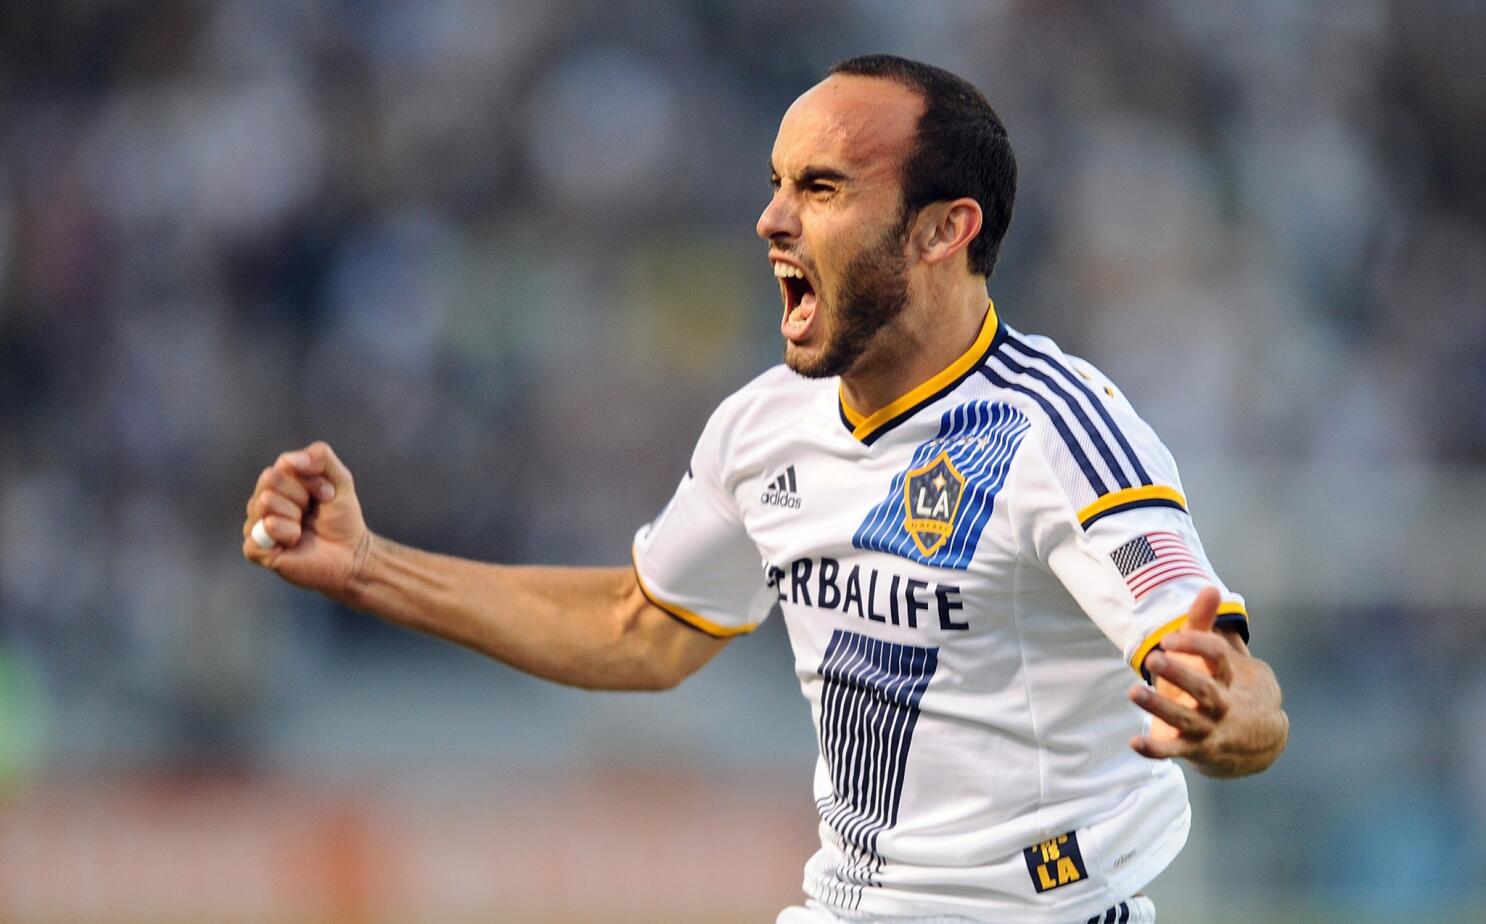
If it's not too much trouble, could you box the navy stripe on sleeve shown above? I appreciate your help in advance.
[991,348,1135,491]
[1003,333,1152,486]
[978,365,1109,496]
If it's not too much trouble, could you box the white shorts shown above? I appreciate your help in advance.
[776,895,1156,924]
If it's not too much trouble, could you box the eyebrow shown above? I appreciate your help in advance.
[770,163,851,185]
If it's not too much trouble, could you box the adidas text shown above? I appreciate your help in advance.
[761,489,802,509]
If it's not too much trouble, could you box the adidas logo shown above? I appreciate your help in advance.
[760,465,802,509]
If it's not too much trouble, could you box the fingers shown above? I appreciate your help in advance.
[1156,630,1235,686]
[243,451,339,559]
[1130,732,1198,762]
[1184,585,1221,633]
[247,468,313,531]
[1145,651,1229,720]
[1130,588,1284,776]
[283,441,353,492]
[1130,678,1213,741]
[273,451,338,503]
[241,514,303,561]
[245,449,341,523]
[253,465,312,509]
[258,514,302,547]
[242,532,267,560]
[277,471,335,504]
[243,442,359,573]
[254,489,304,526]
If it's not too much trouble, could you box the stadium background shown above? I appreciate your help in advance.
[1,1,1484,921]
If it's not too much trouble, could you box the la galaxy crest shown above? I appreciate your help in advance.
[854,401,1031,570]
[902,452,965,556]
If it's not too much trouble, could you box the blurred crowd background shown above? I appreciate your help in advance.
[1,1,1483,921]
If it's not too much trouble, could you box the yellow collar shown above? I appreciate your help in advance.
[839,299,1003,445]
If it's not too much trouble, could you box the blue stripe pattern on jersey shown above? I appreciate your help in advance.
[992,347,1133,490]
[852,401,1031,570]
[1002,333,1151,486]
[977,365,1108,495]
[815,629,938,910]
[980,329,1156,499]
[1086,901,1131,923]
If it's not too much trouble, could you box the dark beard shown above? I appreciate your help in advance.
[786,217,910,379]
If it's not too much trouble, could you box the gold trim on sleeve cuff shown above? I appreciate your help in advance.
[1078,485,1188,529]
[1129,614,1189,676]
[630,548,758,639]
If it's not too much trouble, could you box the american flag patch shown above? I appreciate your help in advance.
[1109,531,1207,600]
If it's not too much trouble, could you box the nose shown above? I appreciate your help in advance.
[756,188,800,243]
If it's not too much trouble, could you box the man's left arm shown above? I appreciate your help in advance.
[1007,393,1288,778]
[1128,586,1289,778]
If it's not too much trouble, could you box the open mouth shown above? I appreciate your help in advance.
[774,261,819,343]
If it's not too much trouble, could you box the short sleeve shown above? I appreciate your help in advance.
[1010,382,1249,679]
[632,401,775,637]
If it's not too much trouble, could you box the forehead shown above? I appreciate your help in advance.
[772,74,923,179]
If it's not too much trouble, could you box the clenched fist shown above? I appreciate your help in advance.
[242,441,370,602]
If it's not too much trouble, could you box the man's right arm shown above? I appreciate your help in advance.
[242,442,729,692]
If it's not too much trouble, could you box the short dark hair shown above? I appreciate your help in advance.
[827,54,1017,277]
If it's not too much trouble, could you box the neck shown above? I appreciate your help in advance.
[840,275,991,418]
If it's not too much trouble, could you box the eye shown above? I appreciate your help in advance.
[769,174,781,190]
[805,181,835,198]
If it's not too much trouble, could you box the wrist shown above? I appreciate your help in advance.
[342,529,378,608]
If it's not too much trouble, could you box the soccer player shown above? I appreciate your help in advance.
[243,55,1287,923]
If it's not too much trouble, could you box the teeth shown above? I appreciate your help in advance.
[772,262,805,279]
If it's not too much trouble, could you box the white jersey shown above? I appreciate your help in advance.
[632,302,1248,923]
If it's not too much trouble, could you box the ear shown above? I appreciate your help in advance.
[911,198,983,269]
